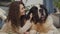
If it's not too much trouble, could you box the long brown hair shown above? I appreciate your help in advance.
[6,1,25,32]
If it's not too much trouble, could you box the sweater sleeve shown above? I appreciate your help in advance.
[19,20,32,33]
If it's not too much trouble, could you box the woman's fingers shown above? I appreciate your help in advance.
[30,13,32,20]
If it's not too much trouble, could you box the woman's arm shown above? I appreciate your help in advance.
[19,20,32,34]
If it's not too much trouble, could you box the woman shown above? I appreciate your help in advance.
[26,5,60,34]
[0,1,26,34]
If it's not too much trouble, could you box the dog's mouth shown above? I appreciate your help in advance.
[41,15,46,20]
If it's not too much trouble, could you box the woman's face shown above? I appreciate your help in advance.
[20,4,25,16]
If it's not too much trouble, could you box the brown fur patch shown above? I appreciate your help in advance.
[31,20,50,33]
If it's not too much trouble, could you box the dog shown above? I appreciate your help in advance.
[25,5,60,34]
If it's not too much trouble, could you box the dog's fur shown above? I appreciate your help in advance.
[26,5,59,34]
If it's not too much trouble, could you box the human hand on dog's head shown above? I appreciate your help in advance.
[30,13,32,20]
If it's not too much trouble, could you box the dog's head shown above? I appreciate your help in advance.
[27,5,48,24]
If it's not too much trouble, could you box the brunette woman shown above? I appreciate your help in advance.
[0,1,26,34]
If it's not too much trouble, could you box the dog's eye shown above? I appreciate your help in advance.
[39,9,43,13]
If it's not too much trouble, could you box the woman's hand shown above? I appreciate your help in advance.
[29,13,32,20]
